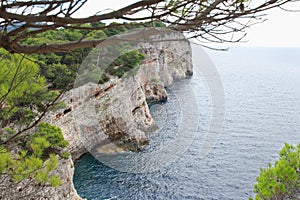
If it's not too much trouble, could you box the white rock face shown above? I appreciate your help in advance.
[50,32,193,158]
[55,33,192,199]
[0,32,192,200]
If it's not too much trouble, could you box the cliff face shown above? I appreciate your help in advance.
[0,32,192,199]
[51,32,193,159]
[56,33,192,199]
[56,33,191,199]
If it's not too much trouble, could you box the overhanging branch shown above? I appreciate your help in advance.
[0,0,299,53]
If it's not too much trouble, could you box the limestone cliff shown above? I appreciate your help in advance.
[0,32,193,199]
[49,32,192,159]
[54,32,192,199]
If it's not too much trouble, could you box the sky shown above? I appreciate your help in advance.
[76,0,300,47]
[241,7,300,47]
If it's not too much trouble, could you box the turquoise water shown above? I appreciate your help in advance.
[73,47,300,199]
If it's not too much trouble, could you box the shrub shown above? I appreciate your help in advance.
[251,143,300,200]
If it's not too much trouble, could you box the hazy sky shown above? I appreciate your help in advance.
[241,7,300,47]
[76,0,300,47]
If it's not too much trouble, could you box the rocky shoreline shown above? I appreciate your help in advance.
[1,32,193,199]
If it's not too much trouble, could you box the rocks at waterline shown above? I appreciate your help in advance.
[49,33,193,158]
[0,32,193,200]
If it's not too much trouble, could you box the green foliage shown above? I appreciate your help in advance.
[3,127,16,135]
[59,152,71,159]
[19,21,165,88]
[103,22,128,37]
[12,154,43,181]
[252,143,300,200]
[31,122,68,155]
[1,120,67,188]
[33,154,59,185]
[30,137,50,157]
[0,145,63,187]
[106,49,146,78]
[50,175,62,187]
[46,154,59,171]
[4,22,165,91]
[0,48,59,128]
[35,170,49,184]
[22,27,106,90]
[0,147,13,173]
[43,63,74,89]
[98,73,110,84]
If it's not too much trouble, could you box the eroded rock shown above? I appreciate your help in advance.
[1,32,193,200]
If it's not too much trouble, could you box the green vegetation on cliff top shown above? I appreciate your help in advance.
[0,21,163,190]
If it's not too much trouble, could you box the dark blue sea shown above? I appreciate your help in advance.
[73,46,300,200]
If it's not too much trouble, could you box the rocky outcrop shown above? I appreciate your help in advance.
[1,32,192,199]
[56,33,191,199]
[49,32,193,158]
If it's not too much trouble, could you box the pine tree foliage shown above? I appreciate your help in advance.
[251,143,300,200]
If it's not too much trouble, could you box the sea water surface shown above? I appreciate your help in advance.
[73,47,300,199]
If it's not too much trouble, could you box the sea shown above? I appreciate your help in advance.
[73,46,300,200]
